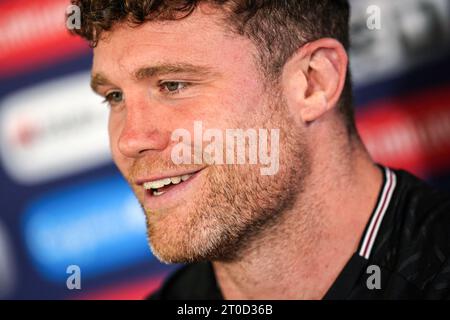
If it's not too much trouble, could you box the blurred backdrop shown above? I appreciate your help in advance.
[0,0,449,299]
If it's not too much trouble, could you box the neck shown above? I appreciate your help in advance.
[212,135,383,300]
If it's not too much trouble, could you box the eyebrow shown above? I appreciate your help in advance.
[90,73,111,93]
[90,63,216,93]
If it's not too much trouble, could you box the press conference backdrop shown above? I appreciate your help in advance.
[0,0,449,299]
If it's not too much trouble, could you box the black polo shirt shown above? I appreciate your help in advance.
[149,166,450,300]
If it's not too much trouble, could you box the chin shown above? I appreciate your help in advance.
[146,209,238,264]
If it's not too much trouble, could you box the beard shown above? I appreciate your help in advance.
[129,94,311,264]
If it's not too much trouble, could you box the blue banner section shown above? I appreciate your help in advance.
[22,175,154,282]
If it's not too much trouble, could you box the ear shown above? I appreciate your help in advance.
[282,38,348,124]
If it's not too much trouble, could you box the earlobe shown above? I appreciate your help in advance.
[300,91,328,123]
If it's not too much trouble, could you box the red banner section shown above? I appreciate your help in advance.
[0,0,89,78]
[357,85,450,178]
[75,275,166,300]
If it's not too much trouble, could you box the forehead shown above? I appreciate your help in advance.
[92,6,258,76]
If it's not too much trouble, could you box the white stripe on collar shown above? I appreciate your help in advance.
[359,167,397,260]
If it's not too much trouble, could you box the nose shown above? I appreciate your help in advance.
[117,102,170,158]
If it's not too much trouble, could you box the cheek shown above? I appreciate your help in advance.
[107,114,126,167]
[108,114,118,148]
[224,95,266,128]
[212,91,261,126]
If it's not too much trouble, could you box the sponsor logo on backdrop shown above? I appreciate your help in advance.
[22,175,154,282]
[0,71,111,185]
[350,0,450,85]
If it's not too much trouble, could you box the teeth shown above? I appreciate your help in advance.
[161,178,171,185]
[170,176,182,184]
[181,174,192,181]
[153,190,166,196]
[143,173,194,190]
[144,180,164,190]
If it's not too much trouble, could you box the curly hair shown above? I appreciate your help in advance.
[70,0,356,135]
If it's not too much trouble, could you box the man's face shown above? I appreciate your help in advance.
[92,6,309,263]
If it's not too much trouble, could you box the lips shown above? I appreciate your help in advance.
[143,172,196,196]
[136,168,206,210]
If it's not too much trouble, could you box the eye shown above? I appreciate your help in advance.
[103,90,123,106]
[160,81,189,95]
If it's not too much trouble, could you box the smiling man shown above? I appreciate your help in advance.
[72,0,450,299]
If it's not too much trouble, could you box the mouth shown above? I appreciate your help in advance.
[137,168,205,210]
[143,172,197,197]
